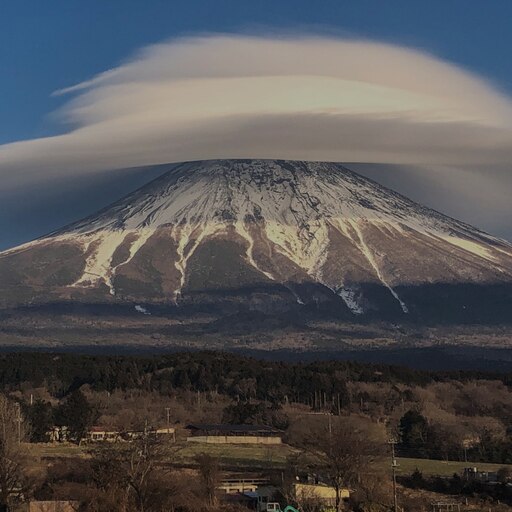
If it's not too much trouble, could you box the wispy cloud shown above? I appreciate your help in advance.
[1,33,512,191]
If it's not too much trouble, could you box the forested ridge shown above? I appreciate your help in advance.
[1,351,511,399]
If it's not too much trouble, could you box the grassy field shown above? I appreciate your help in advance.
[26,441,298,469]
[172,442,299,468]
[26,442,89,459]
[26,441,512,476]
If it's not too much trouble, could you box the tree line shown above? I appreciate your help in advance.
[0,351,510,403]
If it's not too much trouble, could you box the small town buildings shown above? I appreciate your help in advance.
[463,467,498,483]
[186,424,282,444]
[81,426,176,443]
[222,483,343,511]
[46,424,176,444]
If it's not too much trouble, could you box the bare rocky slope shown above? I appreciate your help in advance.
[1,159,512,324]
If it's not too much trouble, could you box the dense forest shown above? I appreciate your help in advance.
[0,350,510,399]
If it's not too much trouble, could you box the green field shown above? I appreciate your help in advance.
[27,441,512,476]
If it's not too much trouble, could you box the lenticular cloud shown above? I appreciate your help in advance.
[1,34,512,189]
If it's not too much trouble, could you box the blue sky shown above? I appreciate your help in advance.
[1,1,512,249]
[2,0,512,145]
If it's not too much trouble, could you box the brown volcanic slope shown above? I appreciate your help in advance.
[1,159,512,326]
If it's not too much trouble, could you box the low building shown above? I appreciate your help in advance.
[186,424,282,444]
[125,426,176,441]
[463,467,498,483]
[431,501,461,512]
[153,427,176,441]
[221,489,281,511]
[292,482,349,506]
[86,426,121,442]
[46,426,70,443]
[219,476,272,494]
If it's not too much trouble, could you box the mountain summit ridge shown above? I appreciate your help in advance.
[1,159,512,321]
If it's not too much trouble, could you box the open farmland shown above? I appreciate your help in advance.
[27,441,512,476]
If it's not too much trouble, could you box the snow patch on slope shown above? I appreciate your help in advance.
[340,220,409,313]
[72,231,126,294]
[69,229,156,294]
[117,229,155,268]
[337,287,364,314]
[438,235,497,261]
[234,221,275,281]
[264,220,330,278]
[172,223,226,300]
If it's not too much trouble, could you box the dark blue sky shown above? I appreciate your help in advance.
[2,0,512,145]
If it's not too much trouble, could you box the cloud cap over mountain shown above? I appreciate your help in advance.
[1,34,512,190]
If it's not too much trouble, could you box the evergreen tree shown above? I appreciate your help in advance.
[399,410,430,457]
[222,401,266,424]
[56,390,96,443]
[26,400,54,443]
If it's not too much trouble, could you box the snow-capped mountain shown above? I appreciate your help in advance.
[1,159,512,322]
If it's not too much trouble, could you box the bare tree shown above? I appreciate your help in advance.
[0,394,43,511]
[195,453,220,508]
[126,436,163,512]
[296,415,385,512]
[88,446,131,512]
[293,485,325,512]
[350,467,391,512]
[88,435,187,512]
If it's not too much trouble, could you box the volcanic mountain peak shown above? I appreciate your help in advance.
[1,159,511,320]
[48,159,493,235]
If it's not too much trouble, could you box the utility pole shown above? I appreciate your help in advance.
[389,438,399,512]
[15,402,22,445]
[165,407,171,432]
